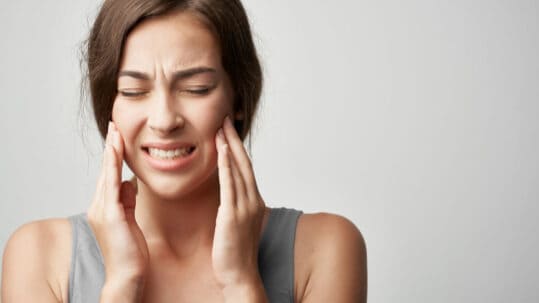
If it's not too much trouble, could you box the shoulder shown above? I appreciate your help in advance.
[294,212,367,303]
[296,212,366,268]
[296,212,365,246]
[2,217,72,302]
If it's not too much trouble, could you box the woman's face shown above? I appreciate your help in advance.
[112,11,235,200]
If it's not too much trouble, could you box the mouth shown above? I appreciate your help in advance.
[142,146,196,160]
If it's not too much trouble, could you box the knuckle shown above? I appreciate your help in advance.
[103,210,118,224]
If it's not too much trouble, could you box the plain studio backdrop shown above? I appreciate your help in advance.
[1,1,538,302]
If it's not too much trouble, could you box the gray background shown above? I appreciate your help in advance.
[1,0,538,302]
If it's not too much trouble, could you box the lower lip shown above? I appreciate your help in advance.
[143,147,197,172]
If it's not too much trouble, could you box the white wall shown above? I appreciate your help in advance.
[1,1,538,302]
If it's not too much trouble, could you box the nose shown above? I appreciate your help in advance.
[147,91,185,136]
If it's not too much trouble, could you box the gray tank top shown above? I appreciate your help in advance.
[67,207,303,303]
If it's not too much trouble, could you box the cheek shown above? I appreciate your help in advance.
[113,103,142,174]
[111,99,143,150]
[195,94,234,133]
[111,98,125,128]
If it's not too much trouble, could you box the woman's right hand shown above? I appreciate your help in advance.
[87,121,149,289]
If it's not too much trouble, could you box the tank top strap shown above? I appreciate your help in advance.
[258,207,304,303]
[67,212,105,303]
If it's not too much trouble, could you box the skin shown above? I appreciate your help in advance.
[1,9,367,303]
[96,11,268,301]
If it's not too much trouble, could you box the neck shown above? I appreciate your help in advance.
[134,170,220,259]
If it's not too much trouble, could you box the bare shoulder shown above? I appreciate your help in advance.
[294,212,367,303]
[2,217,72,303]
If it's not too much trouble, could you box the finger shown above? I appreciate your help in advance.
[110,121,125,174]
[229,146,248,211]
[104,124,123,220]
[95,131,109,190]
[119,181,137,222]
[108,121,125,198]
[129,176,138,195]
[104,143,122,219]
[218,126,248,207]
[94,122,113,218]
[97,122,114,194]
[222,116,259,201]
[216,128,236,209]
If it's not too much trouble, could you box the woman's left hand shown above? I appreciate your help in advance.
[212,115,267,292]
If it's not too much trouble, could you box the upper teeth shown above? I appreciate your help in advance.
[148,147,192,159]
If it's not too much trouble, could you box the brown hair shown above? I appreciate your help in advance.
[83,0,263,144]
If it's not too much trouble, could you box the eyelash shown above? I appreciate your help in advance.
[120,91,146,97]
[188,88,211,95]
[118,88,212,98]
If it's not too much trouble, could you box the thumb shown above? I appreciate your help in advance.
[120,180,137,222]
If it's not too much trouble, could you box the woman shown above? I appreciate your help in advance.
[1,0,367,302]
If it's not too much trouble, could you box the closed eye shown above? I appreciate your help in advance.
[186,87,211,95]
[117,86,215,98]
[118,90,147,97]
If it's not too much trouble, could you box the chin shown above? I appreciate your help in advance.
[137,166,219,202]
[141,174,197,200]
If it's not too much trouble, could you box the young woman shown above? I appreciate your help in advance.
[1,0,367,302]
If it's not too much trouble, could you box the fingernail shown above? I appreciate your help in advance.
[109,122,120,146]
[225,115,232,126]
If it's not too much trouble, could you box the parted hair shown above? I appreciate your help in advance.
[83,0,263,142]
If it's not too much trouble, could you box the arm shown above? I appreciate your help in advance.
[99,277,146,303]
[300,214,367,303]
[1,221,62,303]
[1,220,145,303]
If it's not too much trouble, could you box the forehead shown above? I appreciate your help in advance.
[119,10,221,73]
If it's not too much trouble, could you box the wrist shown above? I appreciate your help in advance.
[100,276,146,303]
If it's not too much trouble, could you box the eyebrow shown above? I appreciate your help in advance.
[118,67,217,82]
